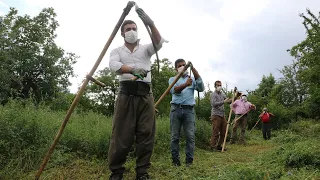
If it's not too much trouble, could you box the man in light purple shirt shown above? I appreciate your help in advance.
[230,94,256,144]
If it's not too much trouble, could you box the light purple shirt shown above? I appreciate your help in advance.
[232,99,252,114]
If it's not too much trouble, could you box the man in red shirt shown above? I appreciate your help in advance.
[259,108,275,140]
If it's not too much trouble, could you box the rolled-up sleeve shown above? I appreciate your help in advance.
[146,37,167,56]
[169,77,177,94]
[169,77,182,95]
[194,77,205,92]
[109,48,122,73]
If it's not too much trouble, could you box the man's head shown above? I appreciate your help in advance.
[174,59,188,76]
[214,80,222,92]
[121,20,138,44]
[241,94,247,102]
[263,107,268,112]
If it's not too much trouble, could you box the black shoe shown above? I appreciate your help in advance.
[109,173,123,180]
[217,146,227,151]
[186,161,193,167]
[136,173,150,180]
[172,159,181,166]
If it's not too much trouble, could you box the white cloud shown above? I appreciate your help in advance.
[0,1,9,8]
[5,0,315,95]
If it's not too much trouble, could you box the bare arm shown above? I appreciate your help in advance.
[174,83,188,94]
[191,67,200,80]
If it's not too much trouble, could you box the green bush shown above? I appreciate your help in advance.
[263,139,320,169]
[289,120,320,137]
[0,99,112,176]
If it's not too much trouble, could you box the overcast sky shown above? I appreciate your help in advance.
[1,0,319,94]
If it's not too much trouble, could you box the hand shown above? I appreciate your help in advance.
[185,77,193,86]
[189,62,193,69]
[127,1,136,8]
[131,68,148,80]
[224,98,232,103]
[136,8,154,26]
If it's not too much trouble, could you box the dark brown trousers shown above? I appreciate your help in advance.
[108,81,155,175]
[210,115,227,148]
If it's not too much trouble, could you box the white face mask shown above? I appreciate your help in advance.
[216,86,222,92]
[124,30,138,44]
[177,66,188,76]
[242,96,247,102]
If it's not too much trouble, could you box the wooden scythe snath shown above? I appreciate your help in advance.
[154,61,192,109]
[250,117,261,133]
[131,62,192,112]
[221,87,238,152]
[34,2,135,179]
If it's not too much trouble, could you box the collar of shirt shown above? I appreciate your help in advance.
[121,39,141,53]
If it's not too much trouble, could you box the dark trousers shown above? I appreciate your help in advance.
[210,115,227,148]
[108,81,155,175]
[262,122,271,140]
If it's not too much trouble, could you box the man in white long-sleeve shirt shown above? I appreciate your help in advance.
[107,8,166,180]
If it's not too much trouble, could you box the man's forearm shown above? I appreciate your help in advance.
[174,83,188,93]
[149,24,161,45]
[192,67,200,80]
[118,65,133,74]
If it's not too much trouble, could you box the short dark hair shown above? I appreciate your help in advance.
[214,80,221,87]
[174,59,186,68]
[121,20,137,32]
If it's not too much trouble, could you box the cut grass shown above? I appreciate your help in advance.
[18,139,283,180]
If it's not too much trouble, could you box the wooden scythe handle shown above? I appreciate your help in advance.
[222,87,237,152]
[86,75,106,87]
[154,61,192,108]
[34,2,135,179]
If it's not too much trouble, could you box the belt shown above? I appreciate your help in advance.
[236,114,248,116]
[119,81,151,96]
[172,103,194,109]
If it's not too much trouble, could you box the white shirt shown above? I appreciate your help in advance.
[109,38,166,83]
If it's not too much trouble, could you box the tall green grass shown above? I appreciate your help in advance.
[0,99,319,179]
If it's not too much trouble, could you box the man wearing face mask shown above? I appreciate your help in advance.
[168,59,205,167]
[230,93,256,144]
[108,8,167,180]
[210,80,232,151]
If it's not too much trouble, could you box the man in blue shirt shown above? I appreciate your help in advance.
[169,59,205,166]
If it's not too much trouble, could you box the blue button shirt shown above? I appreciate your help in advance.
[169,75,205,106]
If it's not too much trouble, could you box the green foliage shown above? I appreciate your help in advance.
[1,100,320,179]
[289,9,320,119]
[151,58,176,116]
[195,83,213,121]
[84,67,119,116]
[0,99,111,177]
[0,7,78,105]
[255,73,276,99]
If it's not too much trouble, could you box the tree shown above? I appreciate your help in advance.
[84,67,119,116]
[255,74,276,98]
[275,62,306,107]
[0,8,78,105]
[195,83,213,121]
[288,9,320,118]
[151,58,176,116]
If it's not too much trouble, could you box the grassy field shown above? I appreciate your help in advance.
[1,100,320,179]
